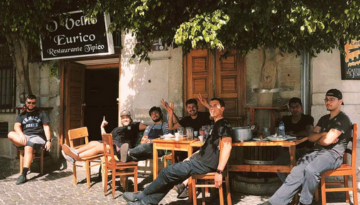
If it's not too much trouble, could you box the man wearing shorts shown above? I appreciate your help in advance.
[8,95,51,185]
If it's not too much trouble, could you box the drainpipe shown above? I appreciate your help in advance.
[301,51,310,114]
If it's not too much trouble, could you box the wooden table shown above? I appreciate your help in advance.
[228,137,308,173]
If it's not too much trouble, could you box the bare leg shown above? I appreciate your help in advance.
[23,146,34,168]
[8,131,27,147]
[79,144,109,159]
[77,141,102,153]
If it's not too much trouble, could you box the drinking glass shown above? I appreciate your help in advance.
[177,127,184,136]
[186,127,194,140]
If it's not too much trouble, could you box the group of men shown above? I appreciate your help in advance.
[9,88,354,205]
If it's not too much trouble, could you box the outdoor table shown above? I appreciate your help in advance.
[228,137,308,173]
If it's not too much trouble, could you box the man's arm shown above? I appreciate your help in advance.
[161,99,181,130]
[215,136,232,188]
[139,122,148,131]
[316,129,342,146]
[294,125,314,137]
[308,126,326,142]
[43,124,51,151]
[100,117,108,135]
[198,93,210,110]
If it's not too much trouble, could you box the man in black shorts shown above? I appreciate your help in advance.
[123,98,233,205]
[274,97,314,182]
[8,95,51,185]
[62,110,147,163]
[262,89,352,205]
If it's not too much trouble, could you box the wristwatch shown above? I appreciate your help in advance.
[216,169,223,174]
[47,139,52,142]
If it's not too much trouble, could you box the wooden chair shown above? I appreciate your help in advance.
[19,148,44,174]
[319,123,358,205]
[68,127,103,187]
[102,133,138,198]
[191,139,232,205]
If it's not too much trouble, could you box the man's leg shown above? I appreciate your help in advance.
[77,141,102,153]
[78,143,105,158]
[299,150,343,204]
[128,143,153,161]
[8,131,26,147]
[269,151,319,205]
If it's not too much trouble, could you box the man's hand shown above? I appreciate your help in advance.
[198,93,210,109]
[101,116,108,128]
[160,99,169,109]
[332,138,339,144]
[141,136,150,144]
[214,173,223,188]
[44,141,51,151]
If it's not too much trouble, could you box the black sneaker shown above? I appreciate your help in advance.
[123,192,139,202]
[16,175,27,185]
[173,183,185,195]
[61,150,76,163]
[177,187,189,199]
[120,143,129,162]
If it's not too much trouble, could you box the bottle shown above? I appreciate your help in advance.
[279,121,285,138]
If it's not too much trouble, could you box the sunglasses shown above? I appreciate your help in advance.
[26,101,36,105]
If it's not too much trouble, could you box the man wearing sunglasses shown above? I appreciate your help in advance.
[8,95,51,185]
[261,89,352,205]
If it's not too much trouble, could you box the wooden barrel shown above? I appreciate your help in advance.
[243,146,281,165]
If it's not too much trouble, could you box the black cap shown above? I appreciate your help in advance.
[326,89,344,105]
[149,106,162,116]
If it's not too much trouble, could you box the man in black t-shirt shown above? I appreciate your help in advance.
[161,97,212,132]
[123,98,233,205]
[8,95,51,185]
[62,110,147,163]
[262,89,352,205]
[274,97,314,182]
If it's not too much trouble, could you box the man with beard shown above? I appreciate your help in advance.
[261,89,352,205]
[274,97,314,182]
[62,110,147,163]
[123,98,233,205]
[123,106,169,162]
[162,95,212,132]
[8,95,51,185]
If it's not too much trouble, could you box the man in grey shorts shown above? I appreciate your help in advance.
[8,95,51,185]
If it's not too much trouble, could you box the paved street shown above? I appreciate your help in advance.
[0,157,356,205]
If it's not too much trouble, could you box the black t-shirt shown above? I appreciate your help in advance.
[315,111,352,156]
[281,114,314,148]
[16,109,50,138]
[110,122,140,149]
[179,112,212,132]
[193,118,233,169]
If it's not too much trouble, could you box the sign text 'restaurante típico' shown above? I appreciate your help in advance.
[41,11,114,61]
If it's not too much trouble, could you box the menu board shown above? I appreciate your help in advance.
[341,40,360,80]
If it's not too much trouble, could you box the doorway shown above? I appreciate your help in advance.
[84,68,118,141]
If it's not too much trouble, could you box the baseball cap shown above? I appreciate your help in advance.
[120,110,131,116]
[326,89,344,105]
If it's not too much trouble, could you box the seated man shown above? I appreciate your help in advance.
[274,97,314,182]
[8,95,51,185]
[123,106,169,162]
[62,110,147,163]
[123,98,233,205]
[261,89,352,205]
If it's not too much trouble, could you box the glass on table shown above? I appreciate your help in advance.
[177,127,184,136]
[186,127,194,140]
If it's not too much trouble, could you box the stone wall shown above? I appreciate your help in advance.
[120,33,183,125]
[0,61,61,161]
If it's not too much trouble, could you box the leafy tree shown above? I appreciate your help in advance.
[79,0,360,61]
[0,0,71,96]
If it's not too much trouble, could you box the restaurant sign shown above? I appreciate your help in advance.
[341,40,360,80]
[41,11,114,61]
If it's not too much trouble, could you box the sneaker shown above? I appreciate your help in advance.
[16,175,27,185]
[177,187,189,199]
[61,150,75,163]
[120,143,129,162]
[123,192,139,202]
[62,144,79,160]
[173,183,185,195]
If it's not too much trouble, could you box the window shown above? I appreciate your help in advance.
[0,41,16,113]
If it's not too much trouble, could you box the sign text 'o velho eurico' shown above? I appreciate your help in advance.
[41,10,114,61]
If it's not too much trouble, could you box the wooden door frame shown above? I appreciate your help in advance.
[59,57,120,153]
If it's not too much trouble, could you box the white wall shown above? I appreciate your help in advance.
[0,61,61,161]
[120,33,183,124]
[311,49,360,181]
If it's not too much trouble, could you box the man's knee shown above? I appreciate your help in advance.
[24,146,33,154]
[8,131,17,139]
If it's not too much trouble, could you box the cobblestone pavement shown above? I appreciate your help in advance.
[0,157,357,205]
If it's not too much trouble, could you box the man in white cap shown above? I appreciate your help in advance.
[261,89,352,205]
[62,110,147,163]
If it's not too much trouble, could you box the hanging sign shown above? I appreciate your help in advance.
[41,10,114,61]
[341,40,360,80]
